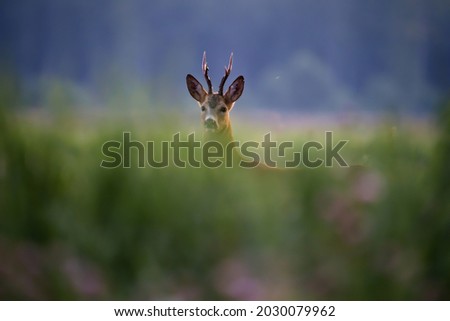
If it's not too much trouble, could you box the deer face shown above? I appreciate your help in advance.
[186,76,244,133]
[200,94,230,133]
[186,52,244,135]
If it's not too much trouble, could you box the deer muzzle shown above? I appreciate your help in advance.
[204,118,218,130]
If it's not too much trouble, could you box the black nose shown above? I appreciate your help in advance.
[204,118,218,129]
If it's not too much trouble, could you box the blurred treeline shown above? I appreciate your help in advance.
[1,83,449,298]
[1,0,449,111]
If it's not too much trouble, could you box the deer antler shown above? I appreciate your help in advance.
[218,52,233,96]
[202,51,213,94]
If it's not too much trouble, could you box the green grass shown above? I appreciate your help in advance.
[0,104,449,300]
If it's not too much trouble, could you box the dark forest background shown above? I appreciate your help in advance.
[1,0,449,112]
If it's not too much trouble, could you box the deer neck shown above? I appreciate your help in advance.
[202,125,243,167]
[203,124,234,146]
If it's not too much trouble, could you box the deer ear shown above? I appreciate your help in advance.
[224,76,244,104]
[186,74,207,102]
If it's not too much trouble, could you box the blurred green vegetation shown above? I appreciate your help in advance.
[0,94,449,300]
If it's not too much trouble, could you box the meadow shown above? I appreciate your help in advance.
[0,100,449,300]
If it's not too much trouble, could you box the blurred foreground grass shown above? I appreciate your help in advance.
[0,102,449,300]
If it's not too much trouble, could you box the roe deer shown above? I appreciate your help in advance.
[186,52,271,169]
[186,52,244,146]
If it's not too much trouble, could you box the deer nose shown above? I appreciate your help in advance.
[204,118,218,130]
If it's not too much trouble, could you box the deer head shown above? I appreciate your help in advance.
[186,52,244,142]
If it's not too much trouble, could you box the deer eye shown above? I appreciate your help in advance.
[201,106,206,112]
[220,107,227,113]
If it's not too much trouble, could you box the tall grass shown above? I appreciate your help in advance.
[0,101,448,300]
